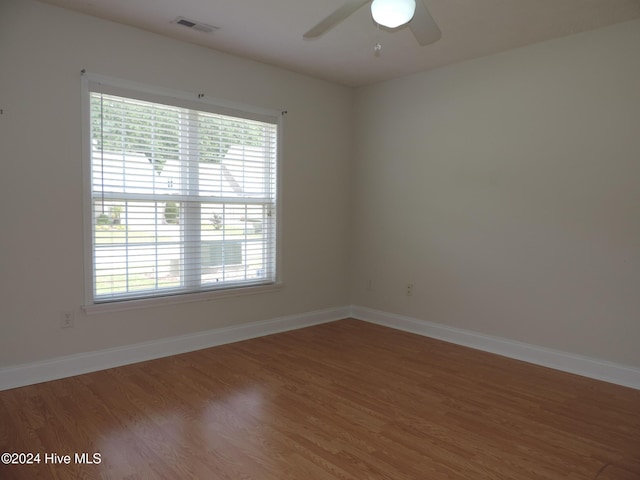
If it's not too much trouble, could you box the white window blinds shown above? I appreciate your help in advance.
[86,81,279,304]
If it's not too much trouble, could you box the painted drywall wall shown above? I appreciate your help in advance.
[2,0,638,375]
[351,19,640,368]
[0,0,353,366]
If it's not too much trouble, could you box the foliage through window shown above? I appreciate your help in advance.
[85,79,279,304]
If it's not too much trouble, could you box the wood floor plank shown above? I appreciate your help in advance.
[1,319,638,479]
[598,465,640,480]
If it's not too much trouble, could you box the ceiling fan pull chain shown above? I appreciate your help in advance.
[374,23,382,57]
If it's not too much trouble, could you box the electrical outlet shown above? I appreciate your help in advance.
[61,311,75,328]
[406,283,414,296]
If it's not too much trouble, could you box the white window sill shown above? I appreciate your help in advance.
[82,282,283,315]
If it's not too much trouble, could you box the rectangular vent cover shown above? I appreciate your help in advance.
[172,17,218,33]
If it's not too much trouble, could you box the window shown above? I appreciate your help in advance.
[82,75,280,307]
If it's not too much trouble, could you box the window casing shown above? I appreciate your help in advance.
[82,75,280,307]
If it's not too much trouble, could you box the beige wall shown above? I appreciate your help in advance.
[2,0,638,372]
[351,19,640,367]
[0,0,353,366]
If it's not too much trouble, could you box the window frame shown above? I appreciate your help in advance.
[81,73,283,313]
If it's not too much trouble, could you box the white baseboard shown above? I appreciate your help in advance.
[351,306,640,391]
[0,306,350,391]
[3,305,638,392]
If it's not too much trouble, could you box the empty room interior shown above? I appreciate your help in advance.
[1,0,639,478]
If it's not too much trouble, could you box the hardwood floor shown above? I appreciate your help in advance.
[1,319,639,479]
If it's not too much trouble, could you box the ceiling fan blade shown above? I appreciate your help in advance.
[304,0,370,39]
[409,0,442,46]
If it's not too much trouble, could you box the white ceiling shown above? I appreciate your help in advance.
[39,0,640,86]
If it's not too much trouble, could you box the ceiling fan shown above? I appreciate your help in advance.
[303,0,441,46]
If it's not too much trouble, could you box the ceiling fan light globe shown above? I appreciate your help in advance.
[371,0,416,28]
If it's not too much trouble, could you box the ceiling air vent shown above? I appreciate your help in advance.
[172,17,218,34]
